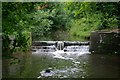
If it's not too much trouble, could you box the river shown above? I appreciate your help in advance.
[2,45,120,78]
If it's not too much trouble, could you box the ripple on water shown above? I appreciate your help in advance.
[37,66,87,78]
[35,45,90,78]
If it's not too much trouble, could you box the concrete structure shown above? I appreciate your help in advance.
[89,30,120,54]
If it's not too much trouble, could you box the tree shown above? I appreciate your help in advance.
[2,2,34,56]
[31,2,70,40]
[64,2,119,41]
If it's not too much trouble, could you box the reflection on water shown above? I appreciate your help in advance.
[2,45,120,78]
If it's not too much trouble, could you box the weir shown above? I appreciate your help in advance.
[32,41,89,51]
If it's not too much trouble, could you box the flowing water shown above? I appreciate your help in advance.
[2,45,120,78]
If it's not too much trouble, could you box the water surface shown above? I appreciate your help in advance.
[2,45,120,78]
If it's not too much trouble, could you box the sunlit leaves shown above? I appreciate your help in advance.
[30,9,54,40]
[64,2,119,37]
[69,13,102,39]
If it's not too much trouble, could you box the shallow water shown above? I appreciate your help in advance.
[2,45,120,78]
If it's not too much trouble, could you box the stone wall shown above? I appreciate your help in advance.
[89,30,120,54]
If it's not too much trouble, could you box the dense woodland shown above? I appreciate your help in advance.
[2,2,119,56]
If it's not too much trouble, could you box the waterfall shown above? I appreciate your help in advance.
[32,41,90,56]
[57,41,64,50]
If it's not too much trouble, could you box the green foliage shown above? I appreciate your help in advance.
[2,2,33,56]
[31,10,54,40]
[68,13,101,41]
[31,2,70,40]
[65,2,119,41]
[2,2,70,55]
[2,2,119,56]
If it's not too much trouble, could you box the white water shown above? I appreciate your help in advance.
[32,45,90,78]
[52,45,90,60]
[37,66,86,78]
[32,45,57,54]
[32,45,90,60]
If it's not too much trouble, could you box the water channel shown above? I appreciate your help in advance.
[2,42,120,78]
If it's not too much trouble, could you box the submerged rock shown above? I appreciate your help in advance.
[45,69,51,73]
[37,67,54,78]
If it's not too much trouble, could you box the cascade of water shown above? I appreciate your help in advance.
[52,45,90,60]
[35,43,91,78]
[57,41,64,50]
[32,45,57,54]
[32,41,90,58]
